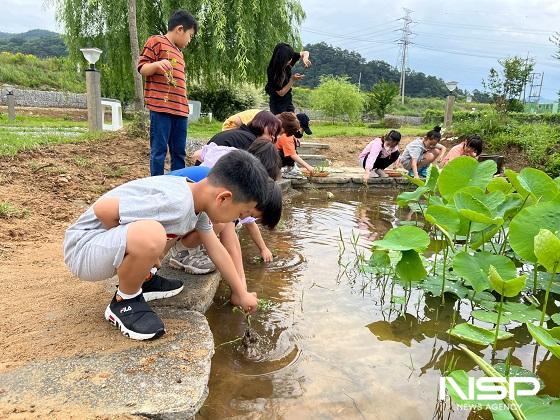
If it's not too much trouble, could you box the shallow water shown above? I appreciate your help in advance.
[198,191,560,419]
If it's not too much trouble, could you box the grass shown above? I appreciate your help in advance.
[0,202,27,219]
[0,114,87,128]
[311,122,433,138]
[0,52,84,92]
[187,120,223,139]
[0,129,101,157]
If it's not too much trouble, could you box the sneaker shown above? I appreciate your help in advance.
[282,167,305,179]
[375,169,389,178]
[169,245,216,274]
[104,293,165,340]
[142,273,184,302]
[370,170,379,178]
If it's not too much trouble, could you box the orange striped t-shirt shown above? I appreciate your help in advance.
[137,35,189,117]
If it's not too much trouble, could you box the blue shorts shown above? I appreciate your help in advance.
[168,166,211,182]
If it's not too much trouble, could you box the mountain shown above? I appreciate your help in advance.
[0,29,67,57]
[295,42,466,99]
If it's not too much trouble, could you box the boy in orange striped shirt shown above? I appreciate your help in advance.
[138,10,198,176]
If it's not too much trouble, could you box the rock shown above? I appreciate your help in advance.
[0,308,213,418]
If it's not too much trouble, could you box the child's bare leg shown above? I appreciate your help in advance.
[117,220,167,294]
[418,149,441,168]
[219,222,246,287]
[179,223,226,248]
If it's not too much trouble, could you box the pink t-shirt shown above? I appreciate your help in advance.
[441,143,466,166]
[358,138,399,170]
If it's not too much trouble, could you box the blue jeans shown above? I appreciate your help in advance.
[168,166,211,182]
[149,111,188,176]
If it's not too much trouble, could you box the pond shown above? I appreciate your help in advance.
[197,190,560,419]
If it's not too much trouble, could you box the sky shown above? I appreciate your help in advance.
[0,0,558,100]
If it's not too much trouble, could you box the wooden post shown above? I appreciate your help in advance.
[85,69,102,131]
[7,91,16,121]
[444,95,455,129]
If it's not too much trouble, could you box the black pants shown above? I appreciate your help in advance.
[362,151,400,170]
[270,100,295,115]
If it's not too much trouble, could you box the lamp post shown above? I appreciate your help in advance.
[80,47,103,132]
[444,81,458,129]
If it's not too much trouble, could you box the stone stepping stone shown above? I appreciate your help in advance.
[297,142,330,155]
[0,308,213,418]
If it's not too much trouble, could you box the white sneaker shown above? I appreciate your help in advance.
[375,169,388,178]
[370,170,379,178]
[169,245,216,274]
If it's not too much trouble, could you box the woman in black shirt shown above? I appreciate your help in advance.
[265,43,311,114]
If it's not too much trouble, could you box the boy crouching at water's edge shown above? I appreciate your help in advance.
[63,150,268,340]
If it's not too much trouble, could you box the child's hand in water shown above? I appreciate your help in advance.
[260,247,273,263]
[231,291,258,314]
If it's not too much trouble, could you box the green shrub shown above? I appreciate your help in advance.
[311,75,364,123]
[188,83,263,121]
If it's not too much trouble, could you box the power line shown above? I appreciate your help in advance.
[415,19,553,35]
[301,27,398,45]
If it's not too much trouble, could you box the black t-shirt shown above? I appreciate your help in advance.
[265,52,301,114]
[207,125,256,150]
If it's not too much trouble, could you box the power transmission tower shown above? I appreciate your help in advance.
[397,8,413,104]
[527,72,544,104]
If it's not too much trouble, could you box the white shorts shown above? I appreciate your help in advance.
[64,224,129,281]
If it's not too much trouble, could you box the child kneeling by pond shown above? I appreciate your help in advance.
[441,134,483,166]
[63,151,267,340]
[399,126,447,178]
[359,130,401,182]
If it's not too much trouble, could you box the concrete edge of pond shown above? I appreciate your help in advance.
[0,308,214,419]
[283,175,413,190]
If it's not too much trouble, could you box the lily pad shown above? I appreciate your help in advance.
[447,322,513,346]
[487,177,514,194]
[397,186,428,207]
[472,309,513,325]
[424,164,440,191]
[453,251,517,293]
[493,363,544,391]
[469,225,501,250]
[509,201,560,263]
[526,323,560,359]
[425,205,461,234]
[421,276,470,298]
[505,169,530,198]
[454,191,503,225]
[369,250,391,268]
[552,313,560,325]
[503,302,549,323]
[495,193,524,219]
[438,156,497,201]
[534,229,560,273]
[372,226,430,251]
[518,167,559,202]
[396,250,427,283]
[488,265,527,297]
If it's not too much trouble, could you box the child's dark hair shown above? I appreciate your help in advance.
[277,112,300,137]
[384,130,401,143]
[256,179,283,230]
[247,139,281,180]
[247,111,282,139]
[267,43,295,87]
[465,134,483,156]
[426,126,442,141]
[168,10,198,33]
[208,150,269,205]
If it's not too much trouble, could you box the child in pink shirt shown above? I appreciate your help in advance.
[359,130,401,181]
[441,134,483,166]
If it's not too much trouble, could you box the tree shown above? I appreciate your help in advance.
[127,0,144,111]
[483,56,534,113]
[53,0,305,103]
[367,81,399,120]
[312,75,364,123]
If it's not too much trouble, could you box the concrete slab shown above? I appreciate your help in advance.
[0,308,213,419]
[154,264,221,314]
[300,154,328,167]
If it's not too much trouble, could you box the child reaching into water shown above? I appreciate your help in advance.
[441,134,483,166]
[399,126,447,178]
[359,130,401,182]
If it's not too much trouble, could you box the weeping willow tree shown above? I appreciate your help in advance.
[52,0,305,103]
